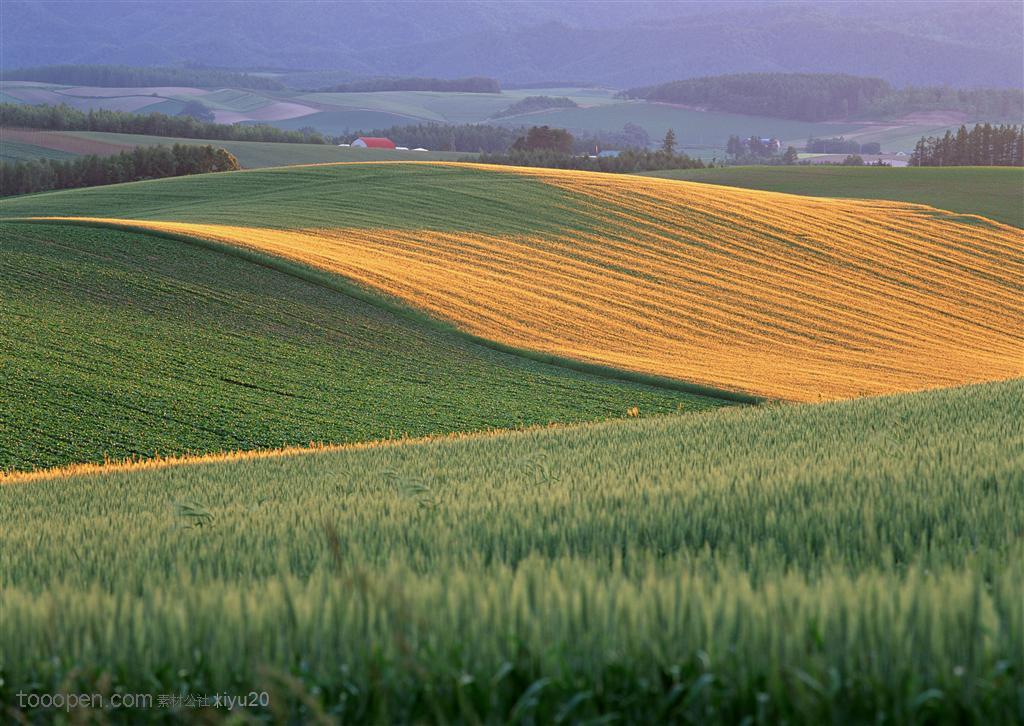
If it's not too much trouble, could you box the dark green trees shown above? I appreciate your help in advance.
[661,129,677,154]
[623,73,1023,123]
[0,103,326,144]
[511,126,575,154]
[0,144,241,196]
[910,124,1023,166]
[178,100,215,123]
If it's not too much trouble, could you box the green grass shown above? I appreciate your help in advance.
[642,166,1024,227]
[135,98,186,116]
[0,163,590,235]
[267,109,445,135]
[842,124,969,153]
[0,222,723,472]
[199,89,273,112]
[2,379,1021,722]
[293,88,621,126]
[0,139,77,162]
[0,131,471,168]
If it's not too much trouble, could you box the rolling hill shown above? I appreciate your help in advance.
[0,221,721,473]
[642,166,1024,228]
[1,81,988,154]
[4,1,1021,88]
[3,378,1021,720]
[0,82,621,131]
[3,162,1020,403]
[0,128,471,168]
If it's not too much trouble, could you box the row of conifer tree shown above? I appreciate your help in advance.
[909,124,1022,166]
[0,144,240,197]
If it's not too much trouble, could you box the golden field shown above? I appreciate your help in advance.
[24,163,1024,401]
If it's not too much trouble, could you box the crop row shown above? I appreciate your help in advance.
[1,379,1021,721]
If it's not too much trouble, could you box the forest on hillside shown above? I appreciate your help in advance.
[322,77,500,93]
[623,74,1024,122]
[5,2,1021,88]
[0,144,240,196]
[0,103,325,144]
[0,64,285,90]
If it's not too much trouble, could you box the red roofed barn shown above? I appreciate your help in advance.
[352,137,396,149]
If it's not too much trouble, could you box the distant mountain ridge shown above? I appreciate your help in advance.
[3,1,1021,88]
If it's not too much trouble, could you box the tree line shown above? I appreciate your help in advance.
[477,148,706,174]
[868,87,1022,123]
[477,126,705,173]
[340,122,652,154]
[910,124,1023,166]
[490,96,578,118]
[324,77,499,93]
[0,144,240,197]
[805,137,881,154]
[338,123,519,152]
[0,103,326,144]
[571,123,651,155]
[623,73,892,121]
[3,103,651,156]
[622,73,1023,123]
[724,136,799,164]
[1,64,285,90]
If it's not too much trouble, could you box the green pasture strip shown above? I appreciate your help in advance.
[0,139,78,162]
[642,166,1024,228]
[0,163,589,234]
[0,222,724,472]
[32,130,472,167]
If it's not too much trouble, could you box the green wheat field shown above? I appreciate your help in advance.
[2,380,1022,722]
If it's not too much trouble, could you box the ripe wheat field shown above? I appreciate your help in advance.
[6,162,1020,401]
[1,222,718,473]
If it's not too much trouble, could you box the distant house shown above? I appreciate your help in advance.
[413,147,429,152]
[395,146,410,151]
[597,150,620,158]
[352,137,396,149]
[336,143,350,147]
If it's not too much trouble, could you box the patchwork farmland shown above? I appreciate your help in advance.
[4,162,1020,402]
[0,127,470,168]
[1,81,983,153]
[2,158,1021,723]
[0,222,718,472]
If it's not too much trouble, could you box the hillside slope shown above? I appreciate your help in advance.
[4,2,1021,87]
[0,128,471,168]
[0,222,720,472]
[642,166,1024,228]
[3,380,1022,720]
[2,162,1021,402]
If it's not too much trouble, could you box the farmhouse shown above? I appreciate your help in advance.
[352,137,396,149]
